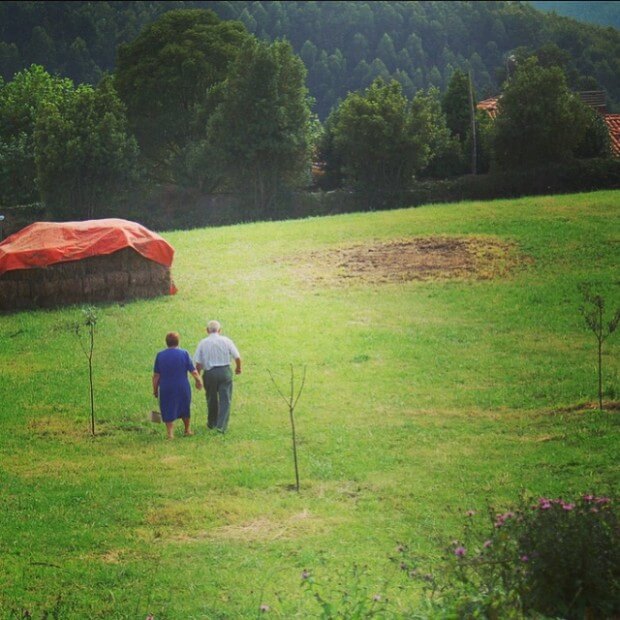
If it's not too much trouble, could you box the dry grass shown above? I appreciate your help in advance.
[286,235,529,285]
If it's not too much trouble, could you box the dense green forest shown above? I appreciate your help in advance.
[0,1,618,230]
[1,1,619,119]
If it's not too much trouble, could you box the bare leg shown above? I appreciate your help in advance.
[182,417,192,436]
[165,422,174,439]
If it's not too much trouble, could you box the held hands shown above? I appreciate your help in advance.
[195,378,203,390]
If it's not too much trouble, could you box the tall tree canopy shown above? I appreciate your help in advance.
[207,38,312,211]
[114,8,249,181]
[0,64,73,206]
[326,78,436,190]
[443,70,474,143]
[493,59,590,169]
[35,75,138,218]
[0,2,618,120]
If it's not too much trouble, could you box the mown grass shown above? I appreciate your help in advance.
[0,190,618,618]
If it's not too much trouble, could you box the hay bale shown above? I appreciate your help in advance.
[0,247,172,312]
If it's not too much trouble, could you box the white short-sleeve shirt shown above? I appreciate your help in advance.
[194,333,240,371]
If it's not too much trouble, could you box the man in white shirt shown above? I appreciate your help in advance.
[194,320,242,433]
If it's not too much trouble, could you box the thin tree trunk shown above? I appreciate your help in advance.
[598,337,603,410]
[289,404,300,491]
[89,324,95,435]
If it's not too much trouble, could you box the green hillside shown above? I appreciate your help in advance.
[0,191,618,617]
[1,1,619,118]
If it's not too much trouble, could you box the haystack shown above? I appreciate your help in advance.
[0,219,177,312]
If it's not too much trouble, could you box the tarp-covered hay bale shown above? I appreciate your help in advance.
[0,219,176,312]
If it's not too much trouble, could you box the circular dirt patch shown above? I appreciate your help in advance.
[290,236,526,284]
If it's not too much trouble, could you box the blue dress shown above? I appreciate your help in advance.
[153,348,195,422]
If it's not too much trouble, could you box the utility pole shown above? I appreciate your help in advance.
[468,72,477,175]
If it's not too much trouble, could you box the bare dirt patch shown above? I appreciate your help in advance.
[290,236,527,285]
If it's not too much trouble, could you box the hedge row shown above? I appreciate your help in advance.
[1,158,618,234]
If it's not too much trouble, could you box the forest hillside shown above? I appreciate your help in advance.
[1,1,618,118]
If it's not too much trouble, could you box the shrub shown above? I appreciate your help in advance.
[399,494,620,619]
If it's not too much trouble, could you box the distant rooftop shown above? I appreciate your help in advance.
[476,96,499,119]
[577,90,607,111]
[476,91,619,157]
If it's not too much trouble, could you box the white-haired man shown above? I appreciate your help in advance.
[194,320,242,433]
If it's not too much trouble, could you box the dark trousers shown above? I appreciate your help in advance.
[203,366,233,432]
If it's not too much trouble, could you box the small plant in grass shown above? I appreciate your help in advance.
[298,565,390,619]
[578,283,620,410]
[267,364,306,492]
[398,494,619,619]
[72,305,98,436]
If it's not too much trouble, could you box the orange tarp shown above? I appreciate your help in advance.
[0,218,175,276]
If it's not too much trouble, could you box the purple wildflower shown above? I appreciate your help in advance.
[454,546,466,557]
[301,569,310,580]
[520,555,529,563]
[494,511,514,527]
[562,502,575,511]
[483,539,492,548]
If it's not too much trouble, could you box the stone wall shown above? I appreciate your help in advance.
[0,248,171,312]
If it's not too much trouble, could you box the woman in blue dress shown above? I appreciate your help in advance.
[153,332,203,439]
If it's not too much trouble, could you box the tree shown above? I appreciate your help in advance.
[115,9,249,182]
[579,284,620,411]
[493,59,589,169]
[64,37,102,85]
[268,365,307,492]
[73,306,99,436]
[328,78,435,190]
[573,105,611,159]
[207,38,312,212]
[34,75,138,219]
[316,105,345,190]
[442,70,472,142]
[0,42,20,81]
[440,69,476,175]
[27,26,57,68]
[419,87,466,179]
[0,65,73,207]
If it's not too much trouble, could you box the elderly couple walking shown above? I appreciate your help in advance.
[152,320,242,439]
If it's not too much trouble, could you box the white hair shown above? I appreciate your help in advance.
[207,320,221,333]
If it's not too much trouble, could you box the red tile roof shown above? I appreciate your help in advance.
[603,114,620,157]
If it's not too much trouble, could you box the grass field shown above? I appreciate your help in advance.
[0,190,618,618]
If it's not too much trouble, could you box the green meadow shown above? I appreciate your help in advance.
[0,191,618,618]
